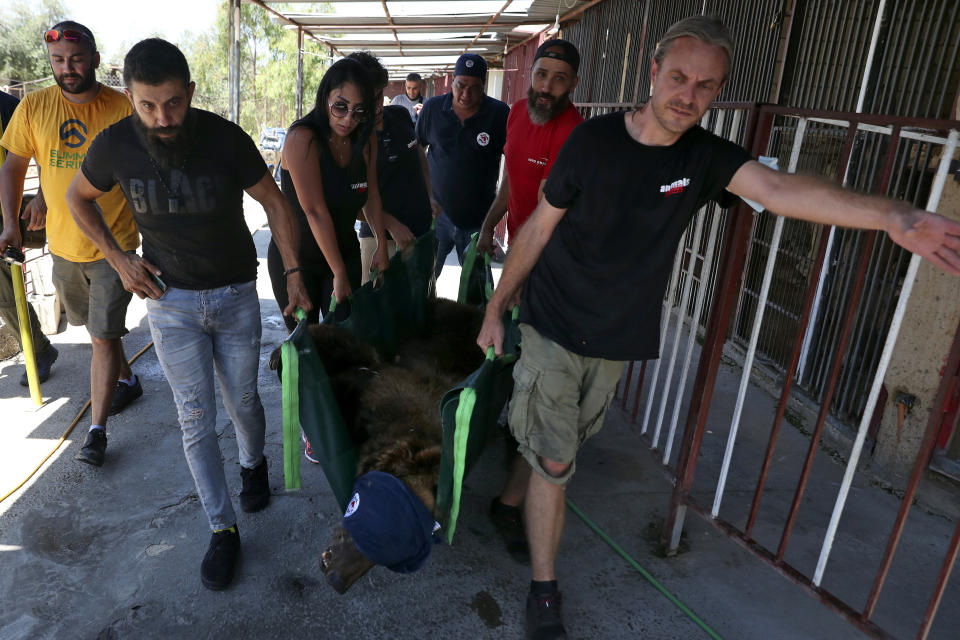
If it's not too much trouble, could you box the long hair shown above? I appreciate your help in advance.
[291,57,375,164]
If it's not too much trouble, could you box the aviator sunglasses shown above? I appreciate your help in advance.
[328,100,368,122]
[44,28,93,44]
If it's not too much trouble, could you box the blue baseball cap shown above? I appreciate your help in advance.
[454,53,487,80]
[342,471,442,574]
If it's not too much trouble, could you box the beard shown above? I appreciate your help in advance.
[526,86,570,125]
[132,108,197,170]
[55,69,96,95]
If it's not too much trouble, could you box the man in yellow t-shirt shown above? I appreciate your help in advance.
[0,21,144,468]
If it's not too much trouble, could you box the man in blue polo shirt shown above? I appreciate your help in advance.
[416,53,509,277]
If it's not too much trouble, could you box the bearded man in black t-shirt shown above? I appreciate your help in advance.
[477,15,960,640]
[65,39,311,592]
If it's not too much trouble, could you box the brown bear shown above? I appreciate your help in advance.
[270,298,485,593]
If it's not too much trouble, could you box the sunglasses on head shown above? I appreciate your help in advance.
[328,100,367,122]
[44,28,92,45]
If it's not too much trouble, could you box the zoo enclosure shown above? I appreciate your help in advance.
[608,99,960,640]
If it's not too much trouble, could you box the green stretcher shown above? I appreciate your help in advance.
[280,229,520,543]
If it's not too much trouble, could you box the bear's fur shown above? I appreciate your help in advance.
[270,297,486,593]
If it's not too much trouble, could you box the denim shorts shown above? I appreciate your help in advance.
[51,253,132,339]
[508,323,626,485]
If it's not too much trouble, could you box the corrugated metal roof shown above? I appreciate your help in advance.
[249,0,597,78]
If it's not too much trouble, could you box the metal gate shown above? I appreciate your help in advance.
[605,101,960,639]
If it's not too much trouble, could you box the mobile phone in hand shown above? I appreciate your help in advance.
[149,272,167,293]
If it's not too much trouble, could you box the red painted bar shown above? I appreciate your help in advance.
[683,496,897,640]
[915,516,960,640]
[622,361,635,409]
[632,361,647,421]
[863,318,960,620]
[774,124,863,561]
[747,126,903,538]
[663,105,768,551]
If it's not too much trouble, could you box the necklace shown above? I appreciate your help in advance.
[146,152,189,214]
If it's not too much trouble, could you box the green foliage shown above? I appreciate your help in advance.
[181,2,331,140]
[0,0,67,85]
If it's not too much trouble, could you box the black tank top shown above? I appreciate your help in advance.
[280,121,368,252]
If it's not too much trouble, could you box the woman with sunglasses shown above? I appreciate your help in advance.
[347,52,441,283]
[267,57,390,330]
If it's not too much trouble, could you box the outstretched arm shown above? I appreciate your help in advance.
[476,197,566,355]
[727,160,960,274]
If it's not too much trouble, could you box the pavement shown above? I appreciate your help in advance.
[1,200,958,640]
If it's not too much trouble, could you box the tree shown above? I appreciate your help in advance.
[181,2,331,140]
[0,0,67,86]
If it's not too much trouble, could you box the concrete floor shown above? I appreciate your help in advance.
[1,203,958,640]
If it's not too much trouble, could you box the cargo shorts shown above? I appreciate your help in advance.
[508,323,626,486]
[51,253,132,339]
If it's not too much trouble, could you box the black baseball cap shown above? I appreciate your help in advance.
[533,38,580,74]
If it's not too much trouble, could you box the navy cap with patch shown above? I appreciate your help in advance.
[342,471,442,574]
[454,53,487,80]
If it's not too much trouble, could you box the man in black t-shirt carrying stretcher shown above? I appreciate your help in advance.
[477,15,960,640]
[65,39,311,592]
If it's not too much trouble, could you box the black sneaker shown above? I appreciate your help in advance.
[109,377,143,415]
[526,590,567,640]
[489,498,530,564]
[20,345,59,387]
[201,526,241,590]
[239,457,270,513]
[75,428,107,467]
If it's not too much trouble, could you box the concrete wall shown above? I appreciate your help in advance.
[874,152,960,486]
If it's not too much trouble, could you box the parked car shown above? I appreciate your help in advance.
[259,127,286,180]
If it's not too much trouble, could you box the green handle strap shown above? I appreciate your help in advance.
[281,308,307,491]
[483,252,494,300]
[446,386,477,544]
[457,232,480,304]
[446,346,496,543]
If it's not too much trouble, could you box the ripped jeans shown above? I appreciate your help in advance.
[146,280,265,531]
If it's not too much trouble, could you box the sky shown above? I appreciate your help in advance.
[58,0,220,63]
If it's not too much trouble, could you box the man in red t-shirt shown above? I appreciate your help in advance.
[478,38,581,569]
[478,39,582,256]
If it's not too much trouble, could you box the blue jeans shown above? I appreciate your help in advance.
[146,281,265,531]
[435,211,478,278]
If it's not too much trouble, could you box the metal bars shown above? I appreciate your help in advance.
[613,104,960,639]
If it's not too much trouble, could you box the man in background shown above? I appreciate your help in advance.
[416,53,508,277]
[476,38,583,568]
[0,21,142,468]
[0,88,58,387]
[391,72,424,122]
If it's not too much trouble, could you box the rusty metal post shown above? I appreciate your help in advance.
[621,361,634,409]
[862,318,960,621]
[916,515,960,640]
[773,124,864,561]
[662,104,769,553]
[632,361,647,421]
[746,126,902,538]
